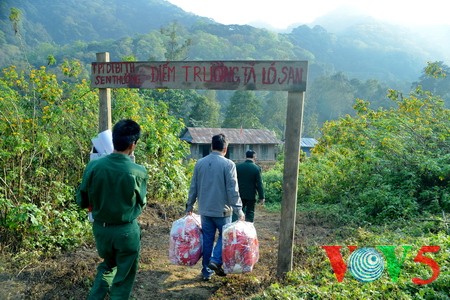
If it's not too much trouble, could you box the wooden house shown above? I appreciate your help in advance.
[180,127,281,162]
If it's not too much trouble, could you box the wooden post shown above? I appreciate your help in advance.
[277,91,304,277]
[96,52,111,132]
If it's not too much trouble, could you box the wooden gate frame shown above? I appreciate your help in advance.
[91,52,308,277]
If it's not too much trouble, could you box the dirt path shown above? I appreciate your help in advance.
[133,205,281,300]
[0,205,282,300]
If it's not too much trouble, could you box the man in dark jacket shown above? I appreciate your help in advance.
[77,119,148,300]
[235,150,265,222]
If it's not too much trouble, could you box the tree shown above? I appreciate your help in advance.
[307,72,357,125]
[160,22,191,61]
[140,89,193,125]
[351,78,391,109]
[412,61,450,107]
[188,90,220,127]
[188,31,230,59]
[9,8,21,35]
[134,32,166,61]
[261,92,287,138]
[222,90,263,128]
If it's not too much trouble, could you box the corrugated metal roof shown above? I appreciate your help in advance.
[301,138,318,148]
[181,127,281,144]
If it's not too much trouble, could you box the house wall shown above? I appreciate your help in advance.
[189,143,277,162]
[301,146,312,156]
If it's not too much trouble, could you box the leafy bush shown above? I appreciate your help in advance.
[0,64,96,256]
[262,168,283,205]
[111,87,190,203]
[296,86,450,224]
[0,62,189,257]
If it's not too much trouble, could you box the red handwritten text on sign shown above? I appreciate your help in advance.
[91,61,308,91]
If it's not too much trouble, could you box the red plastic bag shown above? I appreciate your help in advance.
[222,221,259,274]
[169,214,202,266]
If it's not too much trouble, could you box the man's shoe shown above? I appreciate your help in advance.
[202,276,212,281]
[208,262,226,277]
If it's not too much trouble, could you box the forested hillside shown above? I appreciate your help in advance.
[2,0,450,137]
[1,2,450,299]
[1,0,448,85]
[0,0,212,44]
[2,0,450,131]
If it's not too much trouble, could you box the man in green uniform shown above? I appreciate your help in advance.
[234,150,265,222]
[77,119,148,300]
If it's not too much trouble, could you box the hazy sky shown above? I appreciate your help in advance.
[166,0,450,30]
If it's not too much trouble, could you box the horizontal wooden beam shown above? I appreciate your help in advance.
[91,60,308,91]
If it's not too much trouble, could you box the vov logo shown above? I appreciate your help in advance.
[321,245,441,284]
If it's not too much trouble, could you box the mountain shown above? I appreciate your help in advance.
[1,0,449,90]
[312,6,450,65]
[0,0,215,45]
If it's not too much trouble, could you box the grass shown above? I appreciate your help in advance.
[252,203,450,300]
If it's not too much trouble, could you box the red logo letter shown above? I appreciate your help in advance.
[412,246,440,285]
[322,246,357,282]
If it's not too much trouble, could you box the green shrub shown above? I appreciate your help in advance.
[262,168,283,205]
[296,88,450,225]
[0,62,189,257]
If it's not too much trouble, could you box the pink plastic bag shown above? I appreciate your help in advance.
[222,221,259,274]
[169,214,202,266]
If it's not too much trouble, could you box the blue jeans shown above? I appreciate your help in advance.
[201,215,231,277]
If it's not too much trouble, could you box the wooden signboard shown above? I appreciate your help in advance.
[91,60,307,92]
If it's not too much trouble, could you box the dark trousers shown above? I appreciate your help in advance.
[89,219,140,300]
[233,198,257,222]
